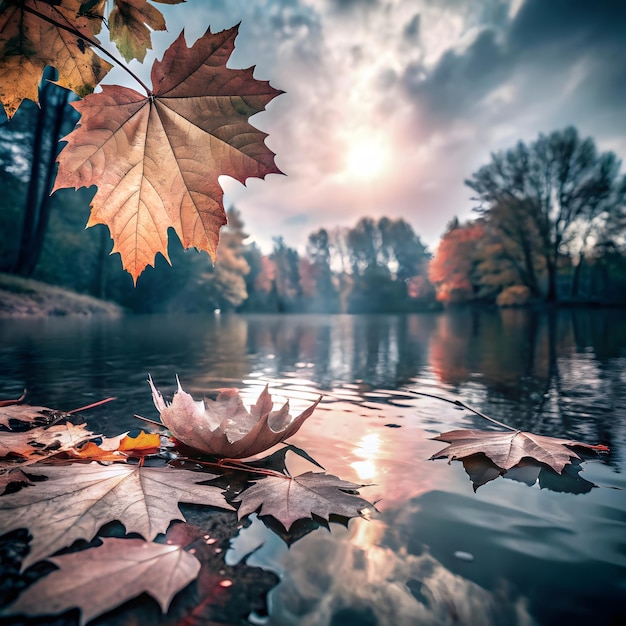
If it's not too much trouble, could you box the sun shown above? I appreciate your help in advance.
[345,135,389,179]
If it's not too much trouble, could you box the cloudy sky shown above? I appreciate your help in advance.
[109,0,626,253]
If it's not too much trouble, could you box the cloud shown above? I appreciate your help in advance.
[140,0,626,253]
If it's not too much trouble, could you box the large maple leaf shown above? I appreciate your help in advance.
[430,428,609,474]
[0,0,112,118]
[53,24,283,282]
[0,462,232,569]
[235,472,375,531]
[4,537,200,625]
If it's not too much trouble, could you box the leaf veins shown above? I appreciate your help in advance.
[0,462,232,569]
[53,24,283,282]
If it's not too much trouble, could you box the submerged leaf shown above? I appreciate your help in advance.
[4,537,200,625]
[0,462,232,569]
[235,472,375,531]
[431,428,609,474]
[150,377,320,458]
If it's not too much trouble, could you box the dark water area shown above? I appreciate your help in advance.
[1,309,625,625]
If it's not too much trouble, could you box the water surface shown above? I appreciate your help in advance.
[1,309,625,625]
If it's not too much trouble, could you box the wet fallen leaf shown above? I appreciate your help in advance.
[0,403,60,429]
[235,472,375,531]
[3,537,200,625]
[0,422,94,458]
[54,24,282,281]
[0,468,34,494]
[150,378,320,458]
[0,0,112,118]
[118,430,161,453]
[431,428,609,474]
[0,462,232,569]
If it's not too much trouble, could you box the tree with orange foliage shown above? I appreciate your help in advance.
[429,218,485,303]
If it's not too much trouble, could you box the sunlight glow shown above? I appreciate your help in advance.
[345,135,389,179]
[350,433,381,480]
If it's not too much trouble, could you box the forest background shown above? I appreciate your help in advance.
[1,79,626,314]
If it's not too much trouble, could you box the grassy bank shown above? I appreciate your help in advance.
[0,273,123,317]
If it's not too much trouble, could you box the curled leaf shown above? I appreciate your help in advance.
[149,377,320,459]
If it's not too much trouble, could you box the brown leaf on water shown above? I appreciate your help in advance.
[0,467,34,494]
[54,24,282,281]
[0,0,112,118]
[4,537,200,625]
[0,402,60,429]
[235,472,376,531]
[150,377,320,458]
[0,422,94,458]
[0,462,232,569]
[430,428,609,474]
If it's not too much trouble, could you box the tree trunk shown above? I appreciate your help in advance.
[12,71,71,277]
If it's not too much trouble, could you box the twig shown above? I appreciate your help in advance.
[133,414,168,428]
[68,397,116,414]
[0,390,26,407]
[21,3,151,93]
[403,389,518,431]
[177,457,288,479]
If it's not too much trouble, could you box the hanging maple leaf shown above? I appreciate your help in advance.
[4,537,200,625]
[430,428,609,475]
[0,0,112,118]
[106,0,186,62]
[0,462,232,569]
[150,377,320,458]
[53,24,283,281]
[235,472,375,531]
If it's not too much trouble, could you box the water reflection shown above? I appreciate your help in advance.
[1,309,625,625]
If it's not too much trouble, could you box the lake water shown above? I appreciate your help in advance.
[1,309,625,625]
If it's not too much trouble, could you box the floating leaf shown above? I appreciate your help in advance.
[431,428,609,474]
[4,537,200,625]
[150,377,320,458]
[0,462,232,569]
[235,472,375,531]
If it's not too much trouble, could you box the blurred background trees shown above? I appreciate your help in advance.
[2,111,626,313]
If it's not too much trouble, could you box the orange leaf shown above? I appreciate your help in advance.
[53,25,282,282]
[118,431,161,452]
[0,0,112,118]
[69,441,126,461]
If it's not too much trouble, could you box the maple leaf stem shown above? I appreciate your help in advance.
[20,3,151,94]
[403,389,518,431]
[180,457,288,479]
[134,414,168,428]
[0,390,26,407]
[67,397,116,414]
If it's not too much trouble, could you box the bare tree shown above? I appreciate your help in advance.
[466,127,626,301]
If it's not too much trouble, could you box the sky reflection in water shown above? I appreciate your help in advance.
[1,308,625,625]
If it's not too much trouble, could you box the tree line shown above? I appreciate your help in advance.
[1,78,625,312]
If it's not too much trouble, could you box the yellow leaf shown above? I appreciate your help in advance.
[0,0,112,118]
